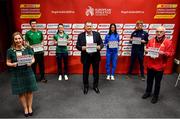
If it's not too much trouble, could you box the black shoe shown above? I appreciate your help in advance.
[93,87,100,94]
[83,87,88,95]
[142,93,151,99]
[28,112,33,116]
[41,79,47,83]
[24,113,28,117]
[151,96,158,104]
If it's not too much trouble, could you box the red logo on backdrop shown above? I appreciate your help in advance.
[86,6,94,16]
[85,6,112,16]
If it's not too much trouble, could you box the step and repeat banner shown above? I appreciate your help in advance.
[12,0,180,74]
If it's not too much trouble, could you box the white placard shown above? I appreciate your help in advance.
[17,55,32,66]
[31,44,44,52]
[108,41,118,48]
[147,47,159,58]
[57,38,67,46]
[86,43,97,53]
[132,37,141,45]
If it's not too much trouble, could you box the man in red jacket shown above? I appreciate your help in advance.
[142,26,174,104]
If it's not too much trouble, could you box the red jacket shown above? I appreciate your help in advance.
[146,37,174,71]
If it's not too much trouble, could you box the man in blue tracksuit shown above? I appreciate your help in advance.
[104,23,120,80]
[128,20,149,80]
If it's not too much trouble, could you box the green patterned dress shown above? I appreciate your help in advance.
[7,47,38,95]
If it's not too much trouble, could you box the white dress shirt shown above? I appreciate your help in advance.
[86,32,94,43]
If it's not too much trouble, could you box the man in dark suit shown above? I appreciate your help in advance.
[76,21,104,94]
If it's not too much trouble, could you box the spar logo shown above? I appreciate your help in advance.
[86,6,94,16]
[85,6,112,16]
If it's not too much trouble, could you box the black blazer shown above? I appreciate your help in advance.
[76,31,104,64]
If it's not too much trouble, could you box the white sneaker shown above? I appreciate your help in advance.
[64,75,68,80]
[111,75,115,80]
[141,76,146,81]
[58,75,62,81]
[106,75,110,80]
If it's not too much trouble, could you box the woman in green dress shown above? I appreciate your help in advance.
[6,32,38,117]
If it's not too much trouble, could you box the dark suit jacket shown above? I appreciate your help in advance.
[76,31,104,64]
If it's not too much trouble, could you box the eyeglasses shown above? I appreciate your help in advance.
[156,31,164,33]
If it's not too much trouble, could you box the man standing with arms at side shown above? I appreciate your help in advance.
[76,21,104,94]
[128,20,149,80]
[25,19,47,83]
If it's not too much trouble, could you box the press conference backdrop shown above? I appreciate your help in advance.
[12,0,180,74]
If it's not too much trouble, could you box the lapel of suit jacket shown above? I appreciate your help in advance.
[92,31,96,43]
[82,32,86,45]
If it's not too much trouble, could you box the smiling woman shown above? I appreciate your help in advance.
[6,32,38,117]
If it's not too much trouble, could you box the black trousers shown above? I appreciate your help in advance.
[83,56,100,88]
[128,51,144,77]
[56,53,68,75]
[145,68,164,97]
[32,52,45,80]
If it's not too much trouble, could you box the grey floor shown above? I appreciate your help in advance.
[0,71,180,118]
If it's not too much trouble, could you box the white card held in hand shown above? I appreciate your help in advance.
[86,43,97,53]
[57,38,68,46]
[31,44,44,52]
[108,41,118,48]
[147,47,159,58]
[132,37,141,45]
[17,55,33,66]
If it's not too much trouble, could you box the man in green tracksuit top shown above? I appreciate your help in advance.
[25,19,47,83]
